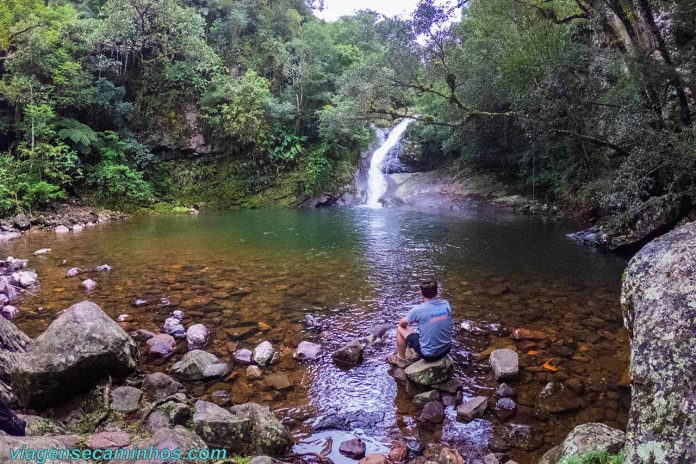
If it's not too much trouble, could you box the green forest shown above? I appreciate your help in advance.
[1,0,694,219]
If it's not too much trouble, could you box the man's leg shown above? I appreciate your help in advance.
[396,325,413,359]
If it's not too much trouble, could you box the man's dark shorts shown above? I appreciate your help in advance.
[406,333,451,361]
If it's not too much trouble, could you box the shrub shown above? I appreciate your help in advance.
[86,162,154,206]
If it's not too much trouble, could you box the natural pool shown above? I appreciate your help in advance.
[1,207,631,463]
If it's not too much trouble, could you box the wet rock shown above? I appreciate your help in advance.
[359,454,389,464]
[192,400,293,455]
[227,324,258,340]
[13,214,30,230]
[388,441,409,462]
[494,398,516,421]
[172,310,184,320]
[264,373,292,391]
[413,390,440,408]
[404,357,453,386]
[66,267,81,277]
[86,430,131,449]
[186,323,210,350]
[12,271,37,288]
[246,365,263,380]
[332,340,364,367]
[366,323,393,339]
[234,349,253,365]
[55,225,70,234]
[339,437,367,459]
[130,329,155,342]
[418,401,445,424]
[511,328,546,340]
[499,423,542,451]
[439,447,466,464]
[1,306,18,321]
[495,383,515,398]
[432,377,464,394]
[620,220,696,464]
[313,410,385,431]
[163,317,186,338]
[111,386,142,413]
[12,301,138,409]
[146,334,176,359]
[457,396,487,422]
[489,349,518,381]
[132,298,149,307]
[94,264,112,272]
[143,372,184,402]
[253,341,276,367]
[33,248,51,256]
[80,279,96,291]
[534,382,582,418]
[537,422,625,464]
[293,341,322,360]
[171,350,228,381]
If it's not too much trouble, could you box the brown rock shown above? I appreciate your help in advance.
[439,448,465,464]
[339,437,367,459]
[418,401,445,424]
[388,441,409,463]
[359,453,389,464]
[512,328,546,341]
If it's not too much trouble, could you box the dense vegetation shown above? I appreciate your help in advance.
[1,0,695,218]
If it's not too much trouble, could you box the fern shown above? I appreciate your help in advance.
[55,118,98,153]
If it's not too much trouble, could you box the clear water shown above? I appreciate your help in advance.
[1,207,630,463]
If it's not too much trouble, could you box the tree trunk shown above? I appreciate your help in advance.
[0,317,32,353]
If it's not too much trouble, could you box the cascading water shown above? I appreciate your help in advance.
[365,119,413,207]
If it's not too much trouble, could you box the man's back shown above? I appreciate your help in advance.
[405,299,453,358]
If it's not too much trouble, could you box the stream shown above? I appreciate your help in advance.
[0,205,630,463]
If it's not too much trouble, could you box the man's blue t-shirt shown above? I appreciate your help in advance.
[405,299,453,357]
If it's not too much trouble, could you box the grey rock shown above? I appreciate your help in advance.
[80,279,96,291]
[253,341,275,367]
[234,349,253,365]
[12,301,138,408]
[171,350,228,381]
[339,437,367,459]
[537,423,625,464]
[489,349,518,381]
[145,410,170,433]
[55,225,70,234]
[146,334,176,359]
[457,396,487,422]
[332,340,364,367]
[110,386,142,413]
[130,329,155,342]
[94,264,112,272]
[494,398,516,421]
[293,341,322,360]
[498,423,542,451]
[33,248,51,256]
[163,317,186,338]
[404,357,453,386]
[66,267,81,277]
[143,372,184,402]
[1,306,18,321]
[13,214,30,230]
[413,390,441,408]
[495,383,515,398]
[186,323,210,350]
[534,382,582,418]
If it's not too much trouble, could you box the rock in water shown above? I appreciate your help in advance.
[33,248,51,256]
[418,401,445,424]
[339,437,367,459]
[0,306,18,321]
[171,350,228,381]
[253,341,275,366]
[413,390,441,408]
[439,448,466,464]
[457,396,487,422]
[12,301,138,409]
[332,340,364,367]
[186,323,210,350]
[534,382,581,418]
[538,423,625,464]
[163,317,186,338]
[55,225,70,234]
[146,334,176,359]
[234,349,253,365]
[489,348,519,381]
[620,220,696,464]
[192,400,292,455]
[66,267,81,277]
[494,398,516,421]
[80,279,96,291]
[404,357,453,386]
[293,341,322,360]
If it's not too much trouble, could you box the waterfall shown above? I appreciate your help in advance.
[365,119,412,207]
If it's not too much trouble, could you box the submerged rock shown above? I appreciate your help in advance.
[80,279,96,291]
[457,396,487,422]
[332,340,364,367]
[171,350,228,381]
[404,357,453,386]
[489,348,518,381]
[538,423,625,464]
[293,341,322,360]
[413,390,441,408]
[418,401,445,424]
[313,410,385,431]
[497,423,542,451]
[534,382,582,418]
[12,301,138,409]
[620,220,696,463]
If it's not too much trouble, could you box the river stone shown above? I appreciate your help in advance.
[534,382,582,418]
[620,220,696,464]
[66,267,80,277]
[457,396,487,422]
[332,340,364,367]
[186,323,210,350]
[13,271,37,288]
[246,365,263,380]
[413,390,441,408]
[163,317,186,338]
[339,437,367,459]
[404,357,453,386]
[193,400,292,455]
[171,350,228,381]
[13,214,30,230]
[418,401,445,424]
[494,398,516,421]
[234,349,253,364]
[489,349,518,381]
[146,333,176,359]
[94,264,112,272]
[130,328,155,342]
[495,383,515,398]
[80,279,96,291]
[143,372,184,402]
[439,447,466,464]
[264,373,292,391]
[293,341,322,360]
[55,225,70,234]
[111,385,142,413]
[253,341,275,367]
[499,423,542,451]
[33,248,51,256]
[11,301,138,409]
[538,422,626,464]
[172,310,184,320]
[1,306,18,321]
[86,430,131,449]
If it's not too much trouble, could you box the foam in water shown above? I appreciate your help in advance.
[365,119,412,207]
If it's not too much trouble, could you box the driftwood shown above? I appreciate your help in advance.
[92,376,113,430]
[136,393,183,428]
[0,317,32,353]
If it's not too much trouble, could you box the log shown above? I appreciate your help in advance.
[0,317,31,352]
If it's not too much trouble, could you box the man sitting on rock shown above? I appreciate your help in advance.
[389,279,453,368]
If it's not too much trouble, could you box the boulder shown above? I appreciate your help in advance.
[253,341,275,367]
[457,396,487,422]
[186,324,210,350]
[111,386,142,413]
[339,437,367,459]
[418,401,445,424]
[163,317,186,338]
[489,349,518,381]
[146,334,176,359]
[404,358,453,386]
[293,341,322,360]
[11,301,138,408]
[620,220,696,464]
[538,423,625,464]
[332,340,364,367]
[143,372,184,402]
[534,382,582,418]
[192,400,292,456]
[171,350,228,381]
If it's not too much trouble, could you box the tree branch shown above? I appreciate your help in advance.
[552,128,629,156]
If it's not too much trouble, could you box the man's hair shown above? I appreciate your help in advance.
[420,279,438,299]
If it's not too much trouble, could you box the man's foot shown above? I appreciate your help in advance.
[405,348,420,362]
[388,353,411,369]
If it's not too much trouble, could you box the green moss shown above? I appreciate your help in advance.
[560,450,625,464]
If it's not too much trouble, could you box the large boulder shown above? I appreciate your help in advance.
[12,301,138,409]
[538,423,626,464]
[404,357,453,386]
[620,220,696,463]
[171,350,228,381]
[192,400,292,456]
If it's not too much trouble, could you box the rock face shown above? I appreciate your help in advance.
[620,220,696,464]
[12,301,138,408]
[171,350,228,381]
[192,400,292,456]
[404,358,453,386]
[538,423,626,464]
[489,349,518,381]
